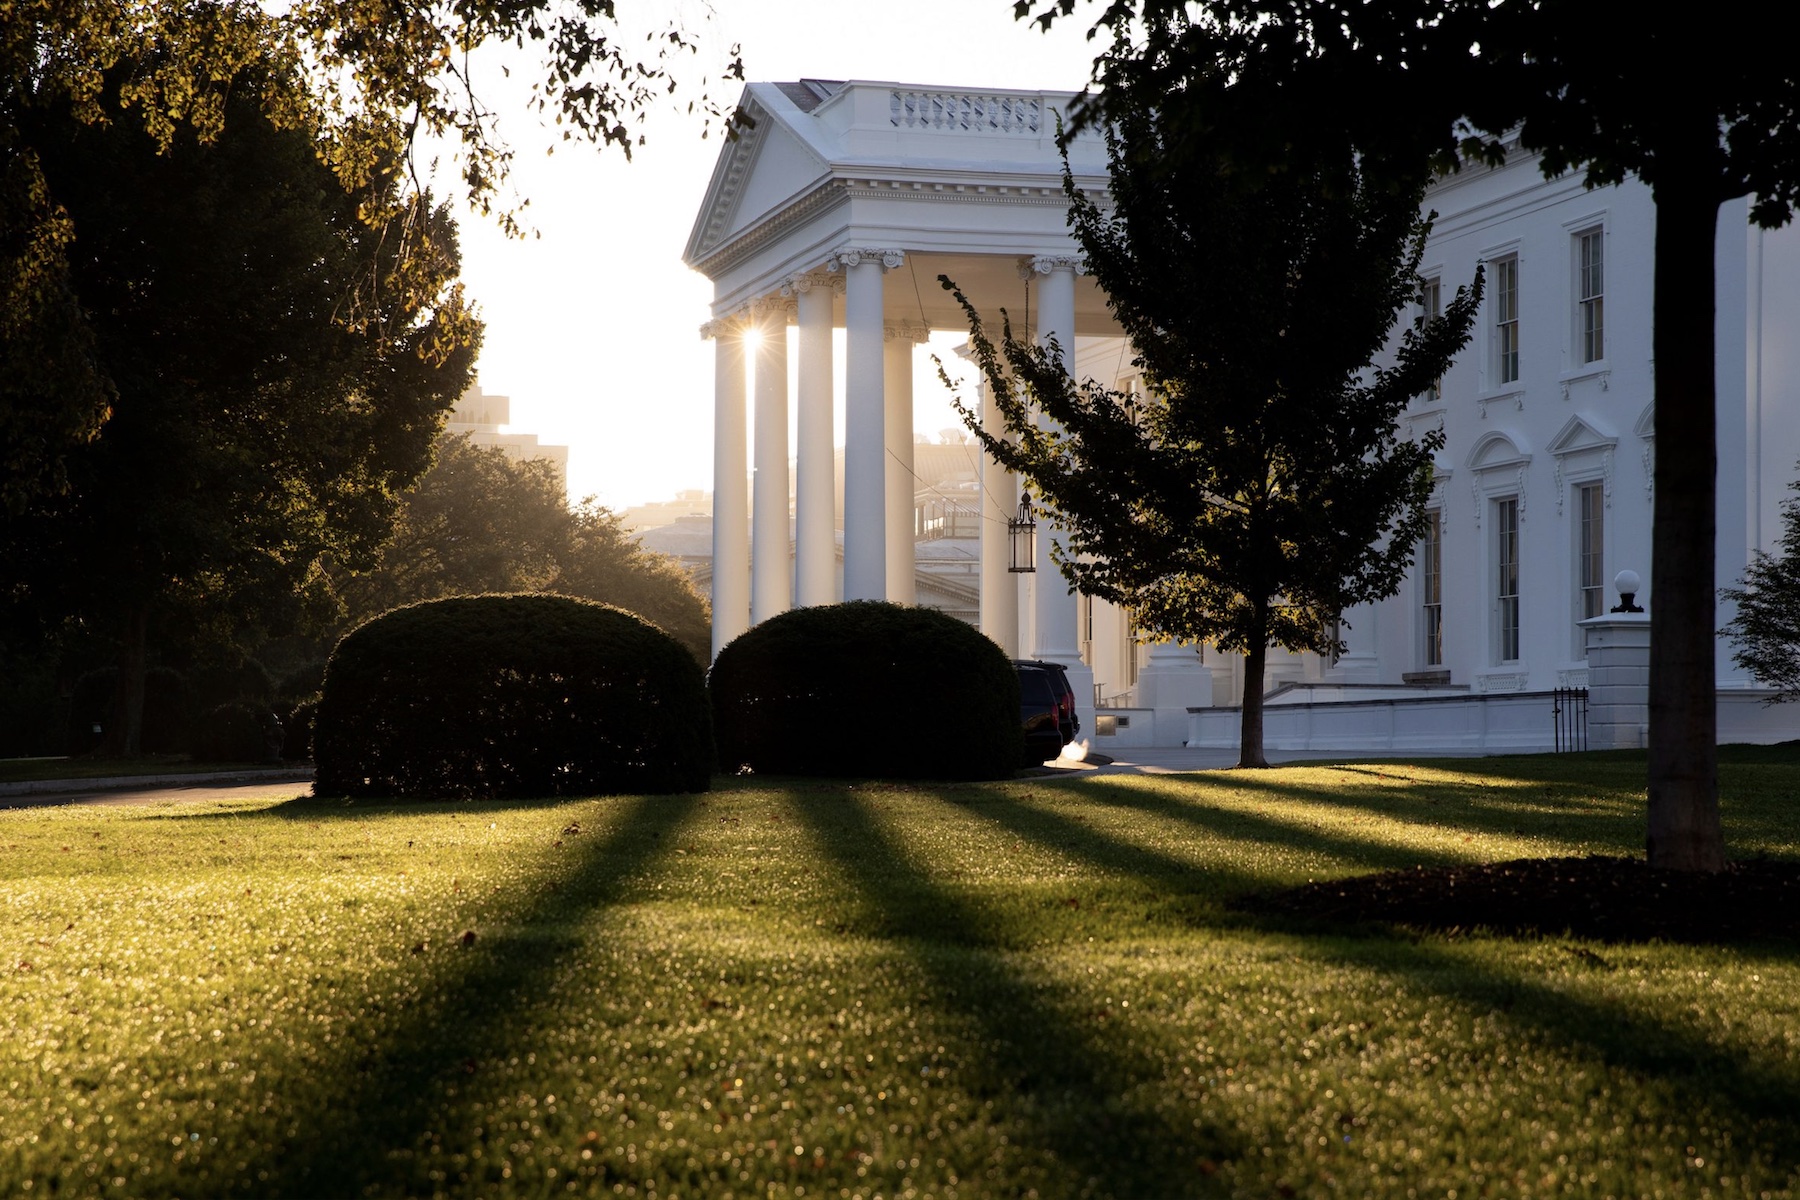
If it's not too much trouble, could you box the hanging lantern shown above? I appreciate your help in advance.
[1008,493,1037,573]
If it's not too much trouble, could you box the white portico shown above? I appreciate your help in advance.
[685,79,1121,733]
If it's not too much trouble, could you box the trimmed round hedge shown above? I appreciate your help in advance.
[710,601,1021,780]
[314,594,712,799]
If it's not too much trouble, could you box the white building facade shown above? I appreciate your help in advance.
[686,79,1800,752]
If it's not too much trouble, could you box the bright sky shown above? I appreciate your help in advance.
[445,0,1105,510]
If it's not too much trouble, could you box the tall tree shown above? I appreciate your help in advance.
[339,434,712,663]
[0,51,477,755]
[1027,0,1800,868]
[948,94,1478,766]
[1,0,742,507]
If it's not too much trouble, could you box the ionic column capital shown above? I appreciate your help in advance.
[699,315,751,340]
[829,247,906,273]
[782,271,845,297]
[1018,254,1085,280]
[750,293,798,324]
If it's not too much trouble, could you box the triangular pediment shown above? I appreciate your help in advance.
[1468,429,1530,472]
[684,87,833,270]
[1547,413,1618,457]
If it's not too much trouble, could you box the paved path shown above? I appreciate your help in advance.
[0,774,313,811]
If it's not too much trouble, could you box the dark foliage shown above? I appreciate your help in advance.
[1240,855,1800,945]
[1722,472,1800,700]
[710,602,1021,781]
[189,660,276,716]
[67,667,190,755]
[282,697,320,762]
[313,594,712,800]
[191,702,281,764]
[0,45,476,758]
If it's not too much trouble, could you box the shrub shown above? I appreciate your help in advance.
[710,601,1021,780]
[313,594,712,799]
[191,703,282,763]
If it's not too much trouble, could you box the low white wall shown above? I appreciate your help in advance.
[1187,688,1800,754]
[1188,692,1565,754]
[1718,689,1800,745]
[1090,707,1159,748]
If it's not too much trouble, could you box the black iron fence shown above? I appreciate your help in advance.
[1552,687,1589,752]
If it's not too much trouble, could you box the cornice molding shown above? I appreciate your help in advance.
[689,173,1109,281]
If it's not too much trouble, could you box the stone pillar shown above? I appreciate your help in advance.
[833,248,902,602]
[708,317,750,659]
[1329,601,1381,683]
[1023,254,1094,737]
[1581,611,1651,749]
[885,320,929,605]
[751,301,792,625]
[1136,640,1213,746]
[977,372,1019,656]
[788,272,841,608]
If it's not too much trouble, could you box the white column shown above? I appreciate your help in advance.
[789,272,840,608]
[834,248,902,602]
[1025,254,1094,737]
[885,320,929,605]
[708,318,750,658]
[1329,601,1381,682]
[751,302,792,624]
[1136,640,1214,746]
[977,372,1019,656]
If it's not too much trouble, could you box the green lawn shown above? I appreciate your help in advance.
[2,753,1797,1198]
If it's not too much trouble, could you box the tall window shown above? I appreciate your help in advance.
[1421,509,1443,665]
[1496,498,1520,661]
[1490,257,1519,385]
[1495,257,1520,385]
[1578,482,1605,621]
[1577,229,1605,363]
[1419,277,1443,401]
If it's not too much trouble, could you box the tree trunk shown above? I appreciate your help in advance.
[1646,169,1727,872]
[102,603,149,758]
[1238,632,1270,768]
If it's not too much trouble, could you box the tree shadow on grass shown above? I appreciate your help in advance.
[991,776,1462,890]
[1191,765,1650,852]
[787,787,1244,1198]
[234,790,700,1197]
[961,789,1800,1174]
[161,789,625,822]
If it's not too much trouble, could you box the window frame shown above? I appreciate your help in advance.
[1575,227,1605,365]
[1493,255,1521,387]
[1494,496,1522,663]
[1418,274,1444,403]
[1420,507,1444,667]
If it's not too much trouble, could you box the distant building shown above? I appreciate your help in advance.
[447,383,570,484]
[619,489,713,534]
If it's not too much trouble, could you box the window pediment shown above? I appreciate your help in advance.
[1547,413,1618,458]
[1467,430,1530,474]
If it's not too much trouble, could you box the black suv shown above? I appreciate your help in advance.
[1014,659,1080,765]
